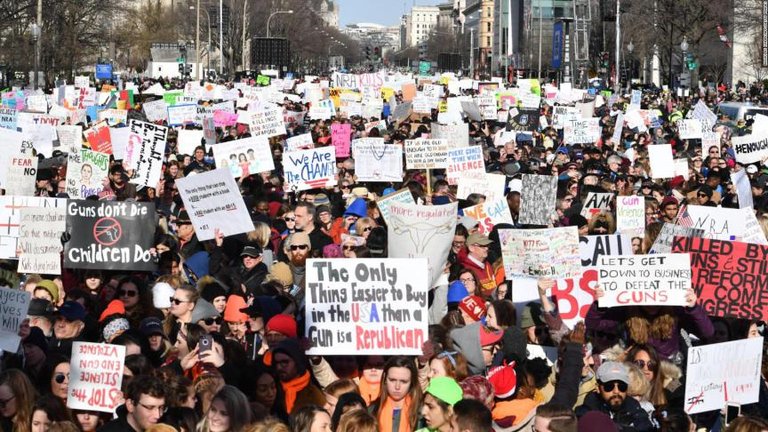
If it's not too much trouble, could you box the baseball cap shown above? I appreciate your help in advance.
[139,317,165,337]
[466,233,493,246]
[240,246,263,258]
[426,377,463,406]
[459,296,487,322]
[57,301,87,322]
[596,361,630,385]
[27,299,54,317]
[478,325,503,347]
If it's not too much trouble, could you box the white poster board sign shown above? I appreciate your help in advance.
[597,253,690,307]
[67,342,126,413]
[17,207,66,274]
[0,287,30,352]
[500,227,582,279]
[283,147,337,192]
[211,136,275,179]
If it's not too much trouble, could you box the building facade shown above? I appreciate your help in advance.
[403,6,440,47]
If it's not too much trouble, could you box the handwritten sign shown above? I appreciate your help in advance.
[462,198,514,235]
[126,120,167,189]
[500,227,581,279]
[18,207,66,274]
[5,155,36,197]
[376,188,416,227]
[649,223,704,254]
[284,147,337,191]
[248,106,287,138]
[446,146,485,185]
[66,149,109,199]
[564,118,600,144]
[211,136,274,179]
[405,139,450,170]
[519,175,558,226]
[286,133,314,151]
[176,169,255,241]
[67,342,126,413]
[331,123,352,158]
[353,140,403,183]
[597,253,691,307]
[616,196,645,238]
[305,259,428,355]
[684,338,763,414]
[0,287,30,352]
[83,121,112,154]
[167,104,198,126]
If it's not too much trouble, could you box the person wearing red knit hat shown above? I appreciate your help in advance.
[266,314,297,347]
[99,299,126,323]
[223,295,249,343]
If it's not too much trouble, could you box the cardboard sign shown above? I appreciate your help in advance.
[692,99,718,126]
[126,120,168,189]
[462,198,514,235]
[353,140,403,183]
[732,133,768,164]
[616,196,645,238]
[446,146,485,185]
[67,342,126,412]
[18,207,66,274]
[405,139,450,170]
[677,119,703,139]
[388,202,457,288]
[376,188,416,227]
[331,123,352,158]
[500,227,582,279]
[673,237,768,321]
[685,337,763,414]
[248,106,287,138]
[456,173,506,202]
[142,99,169,123]
[286,133,314,152]
[5,155,36,196]
[597,253,691,307]
[0,197,65,259]
[64,201,157,271]
[519,174,558,226]
[176,169,254,241]
[56,125,83,153]
[284,147,337,191]
[564,118,601,144]
[211,136,274,179]
[304,258,428,355]
[553,235,632,328]
[167,104,198,126]
[66,149,109,199]
[648,144,675,178]
[432,123,469,149]
[649,223,704,254]
[0,287,30,352]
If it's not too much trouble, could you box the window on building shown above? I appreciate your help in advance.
[487,22,491,32]
[486,36,490,46]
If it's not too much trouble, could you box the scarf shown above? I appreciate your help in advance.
[282,371,311,413]
[359,377,381,406]
[379,395,412,432]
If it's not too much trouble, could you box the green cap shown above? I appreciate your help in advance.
[426,377,463,406]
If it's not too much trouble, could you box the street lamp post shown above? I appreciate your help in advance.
[31,24,40,90]
[627,40,634,90]
[680,36,688,88]
[267,10,294,38]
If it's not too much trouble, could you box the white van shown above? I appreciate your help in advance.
[716,102,768,123]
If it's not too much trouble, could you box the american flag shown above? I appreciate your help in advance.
[676,204,693,227]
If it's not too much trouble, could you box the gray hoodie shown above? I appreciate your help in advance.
[450,322,485,375]
[190,299,220,323]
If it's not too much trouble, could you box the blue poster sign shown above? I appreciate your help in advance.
[552,22,564,69]
[95,64,113,80]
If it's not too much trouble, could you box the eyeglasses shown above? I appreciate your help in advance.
[459,277,476,284]
[283,217,295,222]
[290,245,309,251]
[343,245,356,251]
[362,227,373,232]
[697,193,708,198]
[137,402,167,414]
[118,290,137,297]
[709,150,719,154]
[203,317,223,326]
[600,381,628,392]
[452,241,465,247]
[169,297,190,306]
[634,359,657,370]
[0,395,15,408]
[54,373,69,384]
[482,345,498,354]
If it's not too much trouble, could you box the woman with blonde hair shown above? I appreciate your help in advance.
[625,363,655,424]
[243,418,290,432]
[354,218,377,240]
[323,379,359,415]
[198,385,253,432]
[337,409,378,432]
[0,369,38,432]
[247,222,274,271]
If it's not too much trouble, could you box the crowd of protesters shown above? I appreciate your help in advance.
[4,70,768,432]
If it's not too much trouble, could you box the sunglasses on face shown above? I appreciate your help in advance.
[343,245,356,251]
[54,373,69,384]
[169,297,188,306]
[283,217,296,222]
[634,359,656,370]
[290,244,309,251]
[119,290,137,297]
[203,317,223,326]
[600,381,628,392]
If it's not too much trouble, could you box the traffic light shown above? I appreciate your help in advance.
[186,65,193,76]
[365,46,371,60]
[178,63,184,74]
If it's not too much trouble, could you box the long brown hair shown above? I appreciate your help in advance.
[374,356,422,431]
[0,369,37,432]
[627,344,667,408]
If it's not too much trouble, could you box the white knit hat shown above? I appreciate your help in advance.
[152,282,175,309]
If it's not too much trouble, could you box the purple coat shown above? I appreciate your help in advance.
[585,303,715,360]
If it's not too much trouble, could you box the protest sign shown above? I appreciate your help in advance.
[286,133,314,152]
[176,169,255,241]
[74,76,89,89]
[732,133,768,164]
[500,227,581,279]
[564,118,601,144]
[446,146,485,184]
[67,342,126,412]
[732,169,754,209]
[673,237,768,320]
[462,198,514,235]
[376,188,416,227]
[56,125,83,153]
[64,201,157,271]
[353,140,403,183]
[167,104,198,126]
[648,144,675,178]
[580,192,614,218]
[83,121,112,154]
[388,202,457,288]
[142,99,168,123]
[553,235,632,328]
[649,223,704,254]
[66,149,109,199]
[248,106,287,138]
[26,94,48,113]
[211,136,274,179]
[17,206,66,274]
[553,106,579,129]
[5,155,36,196]
[0,287,30,352]
[125,120,168,189]
[405,139,450,170]
[597,253,691,307]
[284,147,338,191]
[685,337,763,414]
[509,108,540,132]
[692,99,718,126]
[97,109,128,126]
[456,173,506,202]
[685,205,749,241]
[331,123,352,158]
[176,129,204,156]
[0,197,65,259]
[611,112,624,143]
[677,119,703,139]
[519,174,558,226]
[109,128,130,162]
[0,108,17,130]
[616,196,645,238]
[304,258,428,355]
[432,123,469,149]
